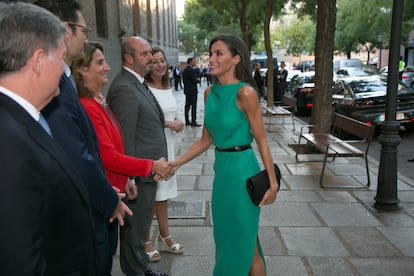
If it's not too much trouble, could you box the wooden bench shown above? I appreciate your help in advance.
[264,95,297,131]
[295,113,375,189]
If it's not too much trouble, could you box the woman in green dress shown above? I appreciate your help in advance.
[171,34,279,275]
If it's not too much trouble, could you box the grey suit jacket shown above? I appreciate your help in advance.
[107,68,168,183]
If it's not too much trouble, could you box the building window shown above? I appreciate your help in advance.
[95,0,107,38]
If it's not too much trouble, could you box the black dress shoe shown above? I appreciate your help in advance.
[191,123,201,127]
[185,122,191,126]
[408,158,414,162]
[144,269,168,276]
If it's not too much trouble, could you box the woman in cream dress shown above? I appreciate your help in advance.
[144,47,185,261]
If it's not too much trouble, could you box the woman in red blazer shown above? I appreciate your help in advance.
[71,42,172,273]
[72,42,171,192]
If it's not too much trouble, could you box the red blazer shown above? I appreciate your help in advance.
[80,97,153,192]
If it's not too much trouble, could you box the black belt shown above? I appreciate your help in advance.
[216,145,251,152]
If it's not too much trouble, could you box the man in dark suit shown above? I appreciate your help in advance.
[35,1,132,275]
[107,36,170,276]
[183,57,201,126]
[274,61,288,102]
[0,2,96,275]
[254,63,264,97]
[173,64,182,90]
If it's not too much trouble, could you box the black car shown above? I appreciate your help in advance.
[286,71,315,114]
[332,75,414,130]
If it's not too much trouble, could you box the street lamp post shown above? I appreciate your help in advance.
[374,0,403,211]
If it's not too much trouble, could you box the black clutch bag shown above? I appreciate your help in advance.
[246,163,281,206]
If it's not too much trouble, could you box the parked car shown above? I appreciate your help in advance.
[294,60,314,72]
[286,71,315,114]
[334,66,379,80]
[379,66,388,75]
[332,75,414,130]
[251,55,278,79]
[402,67,414,89]
[333,58,362,73]
[377,66,413,89]
[286,69,302,83]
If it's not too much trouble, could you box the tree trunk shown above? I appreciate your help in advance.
[311,0,336,133]
[238,0,251,50]
[264,0,274,107]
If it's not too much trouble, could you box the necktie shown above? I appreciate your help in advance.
[38,114,53,137]
[143,81,153,96]
[142,82,165,124]
[143,81,159,103]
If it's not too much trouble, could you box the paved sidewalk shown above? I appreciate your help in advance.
[112,83,414,276]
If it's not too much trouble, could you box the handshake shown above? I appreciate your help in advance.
[152,157,179,181]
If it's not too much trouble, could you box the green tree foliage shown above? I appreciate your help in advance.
[196,0,266,50]
[289,0,317,20]
[334,0,413,58]
[179,0,241,54]
[284,16,316,56]
[335,0,392,58]
[180,0,270,51]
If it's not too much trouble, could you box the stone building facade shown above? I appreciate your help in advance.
[80,0,180,94]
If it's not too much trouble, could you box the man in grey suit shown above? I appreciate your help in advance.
[107,36,171,276]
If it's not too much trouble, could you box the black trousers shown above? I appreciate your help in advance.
[174,77,182,90]
[185,92,198,124]
[106,221,118,276]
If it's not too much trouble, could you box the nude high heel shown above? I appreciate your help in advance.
[145,241,161,262]
[158,234,185,254]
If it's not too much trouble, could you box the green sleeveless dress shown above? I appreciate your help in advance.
[204,81,265,275]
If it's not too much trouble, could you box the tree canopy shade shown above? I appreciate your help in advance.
[335,0,392,59]
[195,0,267,51]
[283,16,316,56]
[336,0,414,59]
[179,0,287,108]
[180,0,240,54]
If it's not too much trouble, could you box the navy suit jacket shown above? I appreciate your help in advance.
[42,74,118,236]
[0,93,96,275]
[182,65,199,96]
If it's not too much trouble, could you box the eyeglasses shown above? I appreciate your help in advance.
[67,22,92,37]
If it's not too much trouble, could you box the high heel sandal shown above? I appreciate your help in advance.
[145,241,161,262]
[158,234,185,254]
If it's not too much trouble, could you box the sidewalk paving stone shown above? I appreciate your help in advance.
[280,227,349,257]
[350,258,414,276]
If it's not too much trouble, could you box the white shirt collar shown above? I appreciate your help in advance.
[0,85,40,121]
[64,63,72,78]
[123,66,145,84]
